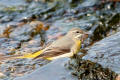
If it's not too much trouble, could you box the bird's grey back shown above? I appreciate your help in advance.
[46,35,74,50]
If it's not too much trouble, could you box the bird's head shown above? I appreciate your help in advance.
[67,27,89,43]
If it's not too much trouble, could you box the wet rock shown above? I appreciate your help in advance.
[0,24,17,38]
[0,59,49,79]
[9,24,32,41]
[14,58,77,80]
[9,21,46,42]
[52,18,93,31]
[15,34,42,55]
[68,56,117,80]
[83,31,120,74]
[0,38,21,55]
[81,0,98,7]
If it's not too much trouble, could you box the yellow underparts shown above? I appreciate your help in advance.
[16,50,43,59]
[46,57,53,60]
[74,40,81,54]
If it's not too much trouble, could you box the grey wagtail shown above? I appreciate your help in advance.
[0,27,89,61]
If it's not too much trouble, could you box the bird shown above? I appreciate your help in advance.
[0,27,89,61]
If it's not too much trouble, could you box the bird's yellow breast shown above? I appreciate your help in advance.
[74,40,81,54]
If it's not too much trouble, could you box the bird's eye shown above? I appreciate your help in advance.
[76,31,80,33]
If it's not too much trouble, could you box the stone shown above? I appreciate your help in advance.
[14,58,77,80]
[83,31,120,74]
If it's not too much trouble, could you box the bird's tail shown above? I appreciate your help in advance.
[16,50,43,59]
[0,50,43,61]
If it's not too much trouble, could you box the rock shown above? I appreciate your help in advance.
[52,18,93,32]
[14,58,77,80]
[83,31,120,74]
[81,0,98,7]
[0,38,20,55]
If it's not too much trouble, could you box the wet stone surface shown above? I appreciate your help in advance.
[14,58,77,80]
[0,38,21,55]
[83,31,120,74]
[0,59,49,80]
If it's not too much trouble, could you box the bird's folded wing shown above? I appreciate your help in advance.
[34,47,70,59]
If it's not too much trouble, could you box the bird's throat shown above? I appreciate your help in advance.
[74,40,81,54]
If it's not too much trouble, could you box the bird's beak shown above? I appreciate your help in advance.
[85,31,91,35]
[81,31,91,43]
[84,31,91,38]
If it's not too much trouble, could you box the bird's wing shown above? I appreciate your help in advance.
[34,47,70,59]
[42,42,52,49]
